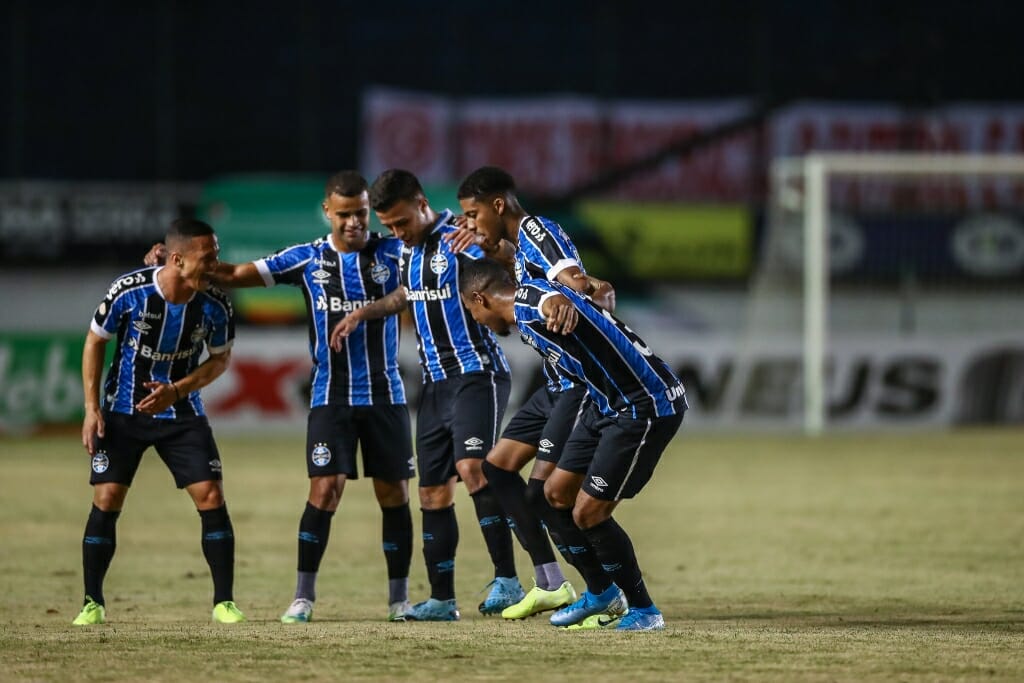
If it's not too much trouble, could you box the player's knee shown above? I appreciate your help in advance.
[309,477,342,509]
[92,484,127,511]
[543,478,574,510]
[191,483,225,510]
[572,499,611,530]
[455,458,486,492]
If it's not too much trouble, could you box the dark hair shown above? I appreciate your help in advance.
[369,169,424,212]
[457,166,517,200]
[166,217,214,245]
[324,170,368,199]
[458,256,514,296]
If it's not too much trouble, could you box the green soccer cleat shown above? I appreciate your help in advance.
[212,600,246,623]
[72,597,105,626]
[281,598,314,624]
[501,580,577,620]
[565,611,625,630]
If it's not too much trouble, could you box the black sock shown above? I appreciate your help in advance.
[481,461,556,567]
[297,502,336,573]
[580,517,652,609]
[422,506,459,601]
[199,505,235,605]
[381,502,412,581]
[470,484,517,579]
[82,505,120,606]
[526,478,572,563]
[550,506,612,595]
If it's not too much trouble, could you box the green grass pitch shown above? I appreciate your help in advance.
[1,429,1022,681]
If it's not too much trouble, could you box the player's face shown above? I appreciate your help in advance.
[460,291,512,337]
[323,191,370,252]
[177,234,220,291]
[375,197,430,247]
[458,196,504,250]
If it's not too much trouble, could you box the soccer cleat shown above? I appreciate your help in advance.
[387,600,412,622]
[614,604,665,631]
[212,600,246,623]
[280,598,314,623]
[549,584,628,627]
[565,611,625,630]
[501,579,577,620]
[403,598,460,621]
[72,597,105,626]
[478,576,526,615]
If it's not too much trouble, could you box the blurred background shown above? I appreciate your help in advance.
[3,0,1023,435]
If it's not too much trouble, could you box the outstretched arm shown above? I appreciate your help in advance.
[143,243,264,288]
[329,286,409,352]
[555,267,616,313]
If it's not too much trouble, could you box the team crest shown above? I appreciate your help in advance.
[98,302,107,316]
[91,452,110,474]
[311,443,332,467]
[370,262,391,284]
[514,260,524,283]
[429,253,448,274]
[190,326,208,343]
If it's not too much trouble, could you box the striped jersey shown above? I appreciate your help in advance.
[400,209,510,383]
[514,279,686,420]
[90,266,234,418]
[254,233,406,407]
[515,214,585,393]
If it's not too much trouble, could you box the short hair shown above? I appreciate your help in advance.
[457,166,517,200]
[369,169,424,212]
[324,170,368,199]
[458,257,515,296]
[166,218,214,248]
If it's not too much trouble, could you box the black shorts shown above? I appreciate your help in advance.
[416,371,511,487]
[558,403,684,501]
[89,411,223,489]
[501,384,588,463]
[306,403,415,481]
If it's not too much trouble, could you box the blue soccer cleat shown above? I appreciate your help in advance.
[478,576,526,615]
[549,583,628,627]
[615,604,665,631]
[403,598,460,621]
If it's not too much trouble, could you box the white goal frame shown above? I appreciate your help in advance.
[770,152,1024,435]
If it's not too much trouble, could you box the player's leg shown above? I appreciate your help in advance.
[572,411,684,631]
[281,406,356,623]
[73,412,145,626]
[404,380,460,621]
[451,372,524,614]
[359,404,417,621]
[157,415,244,623]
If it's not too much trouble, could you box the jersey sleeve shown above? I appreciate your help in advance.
[90,273,142,339]
[519,216,582,281]
[253,242,316,287]
[203,287,235,354]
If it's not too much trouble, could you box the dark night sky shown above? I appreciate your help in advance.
[4,0,1023,181]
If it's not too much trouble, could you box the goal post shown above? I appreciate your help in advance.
[769,152,1024,435]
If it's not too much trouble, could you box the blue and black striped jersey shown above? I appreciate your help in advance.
[400,209,510,383]
[514,279,686,420]
[91,267,234,419]
[254,233,406,407]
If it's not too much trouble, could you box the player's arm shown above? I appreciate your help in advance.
[444,229,517,266]
[81,330,108,455]
[329,286,409,352]
[210,261,264,288]
[553,267,617,314]
[136,350,232,415]
[538,292,579,335]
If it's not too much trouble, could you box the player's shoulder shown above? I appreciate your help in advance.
[104,267,156,300]
[369,233,403,257]
[199,285,234,314]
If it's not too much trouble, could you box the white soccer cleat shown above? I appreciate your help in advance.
[388,599,412,622]
[280,598,314,623]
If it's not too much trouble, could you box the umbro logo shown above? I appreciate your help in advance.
[132,320,152,333]
[538,439,555,453]
[590,475,608,492]
[464,437,484,451]
[311,268,331,282]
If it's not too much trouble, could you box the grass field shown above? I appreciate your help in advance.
[2,429,1023,682]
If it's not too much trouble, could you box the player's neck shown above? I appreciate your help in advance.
[157,266,195,304]
[507,210,527,245]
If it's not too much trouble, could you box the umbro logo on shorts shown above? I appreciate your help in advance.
[538,439,555,452]
[590,475,608,492]
[464,437,484,451]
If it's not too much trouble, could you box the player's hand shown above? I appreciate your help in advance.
[543,294,579,334]
[82,407,105,455]
[573,273,616,312]
[136,381,179,415]
[144,242,167,266]
[329,314,361,352]
[442,227,486,254]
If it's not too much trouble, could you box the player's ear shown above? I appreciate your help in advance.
[493,196,505,215]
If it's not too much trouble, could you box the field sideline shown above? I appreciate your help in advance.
[2,429,1022,682]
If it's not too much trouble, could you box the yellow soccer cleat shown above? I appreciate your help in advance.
[72,597,106,626]
[212,600,246,623]
[501,580,577,620]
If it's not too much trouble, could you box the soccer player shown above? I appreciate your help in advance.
[446,166,620,620]
[145,171,416,623]
[74,218,245,626]
[458,258,687,631]
[329,169,524,620]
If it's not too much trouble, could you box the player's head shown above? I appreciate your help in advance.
[458,257,517,336]
[457,166,522,249]
[370,169,432,247]
[322,170,370,253]
[165,218,219,292]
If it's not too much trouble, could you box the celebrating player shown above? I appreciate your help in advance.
[74,218,245,626]
[459,258,687,631]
